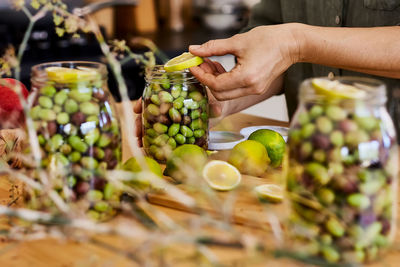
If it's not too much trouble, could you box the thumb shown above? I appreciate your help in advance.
[189,38,236,57]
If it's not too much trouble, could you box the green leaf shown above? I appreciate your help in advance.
[55,27,65,37]
[31,0,40,9]
[53,14,63,26]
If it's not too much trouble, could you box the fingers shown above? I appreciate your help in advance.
[133,97,142,113]
[213,61,226,74]
[189,38,237,57]
[198,59,227,76]
[135,115,143,147]
[190,65,247,91]
[133,97,143,146]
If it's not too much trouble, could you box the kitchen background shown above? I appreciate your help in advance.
[0,0,288,122]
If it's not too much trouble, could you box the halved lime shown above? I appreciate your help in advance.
[202,160,241,191]
[164,52,204,72]
[254,184,283,203]
[311,78,366,99]
[46,66,98,83]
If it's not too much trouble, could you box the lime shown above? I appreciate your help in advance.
[248,129,286,168]
[164,52,204,72]
[311,78,366,99]
[254,184,283,203]
[46,66,99,83]
[202,160,241,191]
[123,156,163,188]
[228,140,270,177]
[164,144,208,182]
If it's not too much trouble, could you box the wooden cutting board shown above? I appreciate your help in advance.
[146,150,288,230]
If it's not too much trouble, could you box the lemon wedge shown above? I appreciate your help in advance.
[202,160,241,191]
[311,78,366,99]
[164,52,204,72]
[254,184,283,203]
[46,66,99,83]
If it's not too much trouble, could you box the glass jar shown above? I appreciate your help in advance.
[142,66,209,162]
[30,61,121,221]
[286,77,398,264]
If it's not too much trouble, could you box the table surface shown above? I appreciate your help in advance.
[0,110,399,267]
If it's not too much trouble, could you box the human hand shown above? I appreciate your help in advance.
[189,24,301,100]
[133,99,143,147]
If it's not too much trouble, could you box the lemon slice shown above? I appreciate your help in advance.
[164,52,204,72]
[46,66,98,83]
[254,184,283,203]
[202,160,241,191]
[311,78,366,99]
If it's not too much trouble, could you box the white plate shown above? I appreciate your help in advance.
[208,131,246,150]
[239,126,289,142]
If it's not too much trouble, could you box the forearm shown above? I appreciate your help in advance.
[222,74,284,116]
[295,24,400,78]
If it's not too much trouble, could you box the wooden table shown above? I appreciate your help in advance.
[0,111,399,267]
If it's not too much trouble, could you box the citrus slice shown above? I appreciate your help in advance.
[164,52,204,72]
[254,184,283,203]
[46,66,98,83]
[311,78,366,99]
[202,160,241,191]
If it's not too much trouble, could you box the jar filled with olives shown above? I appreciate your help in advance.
[142,66,209,162]
[286,77,398,264]
[30,62,121,221]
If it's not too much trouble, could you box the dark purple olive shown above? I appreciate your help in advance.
[93,89,107,102]
[104,148,113,162]
[156,114,171,125]
[71,112,86,126]
[108,159,118,169]
[381,219,391,235]
[91,177,106,190]
[75,181,90,195]
[195,136,206,147]
[312,134,330,150]
[338,119,358,133]
[47,121,57,136]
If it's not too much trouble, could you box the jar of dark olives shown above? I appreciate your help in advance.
[286,77,398,264]
[142,66,209,162]
[30,62,121,221]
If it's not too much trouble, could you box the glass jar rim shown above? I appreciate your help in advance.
[145,65,199,84]
[299,76,387,105]
[31,61,107,85]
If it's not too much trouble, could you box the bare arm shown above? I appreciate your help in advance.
[190,23,400,105]
[297,25,400,78]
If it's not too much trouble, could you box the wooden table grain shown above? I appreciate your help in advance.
[0,109,398,267]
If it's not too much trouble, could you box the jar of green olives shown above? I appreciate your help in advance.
[30,62,121,221]
[142,66,209,162]
[286,77,398,264]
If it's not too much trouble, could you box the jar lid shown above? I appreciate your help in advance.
[208,131,245,150]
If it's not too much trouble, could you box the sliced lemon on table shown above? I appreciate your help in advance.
[254,184,284,203]
[164,52,204,72]
[311,78,366,99]
[46,66,99,83]
[202,160,241,191]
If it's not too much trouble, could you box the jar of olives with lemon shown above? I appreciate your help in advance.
[30,62,121,221]
[142,66,209,162]
[286,77,398,264]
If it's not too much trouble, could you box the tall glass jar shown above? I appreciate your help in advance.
[142,66,209,162]
[286,77,398,264]
[30,61,121,221]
